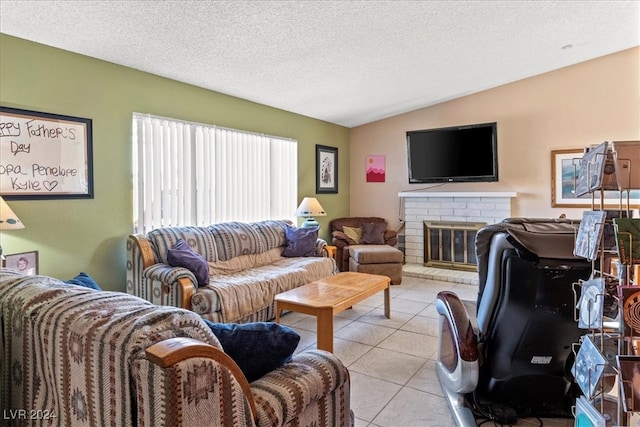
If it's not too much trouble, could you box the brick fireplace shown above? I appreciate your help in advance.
[398,191,517,267]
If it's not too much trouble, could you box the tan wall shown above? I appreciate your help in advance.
[349,47,640,232]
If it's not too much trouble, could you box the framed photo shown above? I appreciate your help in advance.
[0,106,94,200]
[366,155,386,182]
[551,149,640,208]
[3,250,38,275]
[316,144,338,193]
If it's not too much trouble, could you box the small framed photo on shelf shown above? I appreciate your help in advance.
[316,145,338,194]
[3,250,38,275]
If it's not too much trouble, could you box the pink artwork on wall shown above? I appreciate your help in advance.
[366,155,385,182]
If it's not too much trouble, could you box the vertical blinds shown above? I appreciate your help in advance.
[133,114,297,234]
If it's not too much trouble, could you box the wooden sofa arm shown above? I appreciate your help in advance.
[175,277,195,309]
[146,337,257,422]
[129,234,158,268]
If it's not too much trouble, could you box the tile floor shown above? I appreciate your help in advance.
[279,272,574,427]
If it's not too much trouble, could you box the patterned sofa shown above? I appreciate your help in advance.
[0,269,353,427]
[127,220,337,323]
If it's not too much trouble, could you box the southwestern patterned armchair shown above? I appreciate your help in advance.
[0,269,353,427]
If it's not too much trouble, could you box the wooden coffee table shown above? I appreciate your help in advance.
[275,272,391,352]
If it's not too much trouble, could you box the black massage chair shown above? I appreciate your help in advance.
[435,218,593,425]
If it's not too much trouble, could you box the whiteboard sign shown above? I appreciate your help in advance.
[0,107,93,199]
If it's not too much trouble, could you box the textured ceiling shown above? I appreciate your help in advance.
[1,1,639,127]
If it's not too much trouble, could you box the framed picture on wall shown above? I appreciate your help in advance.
[316,145,338,193]
[3,250,39,275]
[0,106,94,200]
[366,155,385,182]
[551,149,640,208]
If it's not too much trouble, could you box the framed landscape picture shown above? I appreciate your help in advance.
[551,149,640,208]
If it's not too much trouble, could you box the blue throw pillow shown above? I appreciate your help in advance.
[65,272,102,291]
[281,226,318,257]
[203,320,300,383]
[167,239,209,286]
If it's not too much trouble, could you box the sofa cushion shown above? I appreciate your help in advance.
[65,272,102,290]
[282,226,319,257]
[148,226,218,263]
[330,216,387,233]
[251,219,291,250]
[209,221,264,261]
[203,320,300,382]
[167,239,210,286]
[361,221,387,244]
[192,256,336,322]
[343,226,363,244]
[208,247,283,276]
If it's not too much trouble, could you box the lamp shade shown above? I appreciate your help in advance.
[295,197,326,228]
[0,196,24,230]
[295,197,326,218]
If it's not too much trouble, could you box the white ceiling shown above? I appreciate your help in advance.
[1,1,639,127]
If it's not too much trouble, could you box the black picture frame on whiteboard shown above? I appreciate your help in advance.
[0,106,94,200]
[316,144,338,194]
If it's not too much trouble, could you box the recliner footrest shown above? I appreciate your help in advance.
[348,245,403,264]
[348,245,403,285]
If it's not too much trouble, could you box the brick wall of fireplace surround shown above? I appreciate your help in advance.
[398,191,517,265]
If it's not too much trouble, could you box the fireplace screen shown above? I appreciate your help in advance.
[423,221,486,271]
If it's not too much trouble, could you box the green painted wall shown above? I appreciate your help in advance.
[0,34,350,291]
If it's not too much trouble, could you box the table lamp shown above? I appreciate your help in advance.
[295,197,326,228]
[0,196,25,257]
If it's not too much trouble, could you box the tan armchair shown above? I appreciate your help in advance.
[330,217,403,285]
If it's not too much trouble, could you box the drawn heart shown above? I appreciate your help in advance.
[43,181,59,191]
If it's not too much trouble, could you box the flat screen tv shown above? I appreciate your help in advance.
[407,122,498,183]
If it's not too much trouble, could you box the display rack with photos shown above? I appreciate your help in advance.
[577,278,605,330]
[574,142,611,197]
[576,395,606,427]
[572,335,608,399]
[614,218,640,266]
[569,141,640,426]
[574,211,607,261]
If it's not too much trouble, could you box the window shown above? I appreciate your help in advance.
[132,114,297,233]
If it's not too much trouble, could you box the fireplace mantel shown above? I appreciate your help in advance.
[398,191,517,198]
